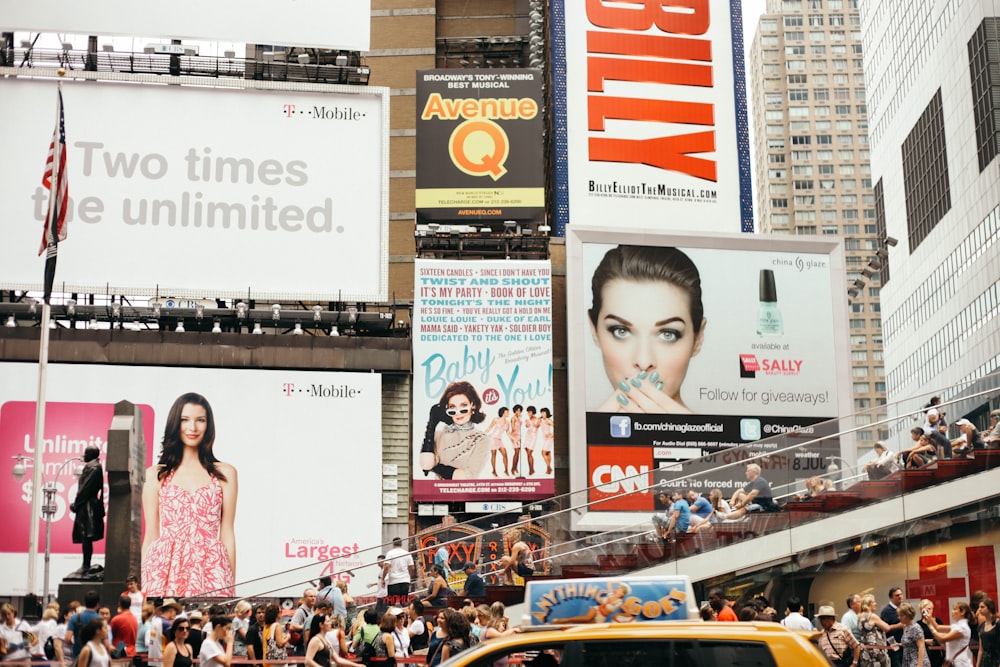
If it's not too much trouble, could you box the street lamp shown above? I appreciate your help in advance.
[11,454,86,601]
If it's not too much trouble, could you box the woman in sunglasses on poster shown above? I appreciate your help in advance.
[419,381,489,479]
[589,245,707,414]
[142,392,237,598]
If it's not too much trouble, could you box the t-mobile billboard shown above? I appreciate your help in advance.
[0,363,382,598]
[0,0,371,51]
[566,228,853,529]
[0,74,388,301]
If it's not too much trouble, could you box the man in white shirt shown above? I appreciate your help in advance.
[780,597,814,630]
[864,441,899,480]
[198,616,234,667]
[147,599,182,663]
[385,537,415,603]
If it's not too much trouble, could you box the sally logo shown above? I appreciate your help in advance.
[449,119,509,180]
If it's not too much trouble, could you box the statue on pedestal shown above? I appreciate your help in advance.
[68,445,105,580]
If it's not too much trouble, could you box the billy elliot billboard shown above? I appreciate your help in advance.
[0,363,382,598]
[551,0,752,236]
[0,73,389,301]
[412,259,554,501]
[415,69,545,225]
[566,228,853,530]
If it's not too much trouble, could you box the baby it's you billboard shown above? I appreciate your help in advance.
[412,259,554,501]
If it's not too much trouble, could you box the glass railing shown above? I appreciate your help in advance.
[194,371,1000,612]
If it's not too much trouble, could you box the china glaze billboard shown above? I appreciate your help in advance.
[566,228,853,529]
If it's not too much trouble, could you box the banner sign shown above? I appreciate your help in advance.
[412,259,554,501]
[0,363,382,597]
[0,0,371,51]
[567,228,852,529]
[0,75,389,301]
[554,0,752,235]
[415,69,545,225]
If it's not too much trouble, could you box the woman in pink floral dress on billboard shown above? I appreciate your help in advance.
[141,392,237,597]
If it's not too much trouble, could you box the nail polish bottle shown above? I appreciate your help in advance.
[756,269,784,336]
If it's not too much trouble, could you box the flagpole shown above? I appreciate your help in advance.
[28,77,64,598]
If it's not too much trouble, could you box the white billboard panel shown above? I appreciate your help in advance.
[559,0,750,234]
[566,228,853,530]
[0,363,383,597]
[0,74,389,301]
[0,0,371,51]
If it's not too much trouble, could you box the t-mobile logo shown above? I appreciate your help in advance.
[609,416,632,438]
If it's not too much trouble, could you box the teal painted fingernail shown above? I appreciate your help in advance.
[616,393,629,406]
[631,377,643,387]
[656,381,664,391]
[637,370,648,379]
[618,380,631,392]
[649,371,660,383]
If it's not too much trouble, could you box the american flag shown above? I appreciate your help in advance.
[39,88,68,305]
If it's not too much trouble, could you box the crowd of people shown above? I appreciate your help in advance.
[699,586,999,667]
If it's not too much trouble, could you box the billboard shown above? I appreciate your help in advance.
[0,363,382,597]
[0,0,371,51]
[566,228,852,529]
[0,73,389,301]
[412,259,554,501]
[415,69,545,225]
[552,0,752,235]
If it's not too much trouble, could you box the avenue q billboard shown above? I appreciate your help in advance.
[553,1,752,235]
[0,0,371,51]
[0,363,382,598]
[416,69,545,225]
[566,228,852,530]
[412,259,554,501]
[0,73,389,301]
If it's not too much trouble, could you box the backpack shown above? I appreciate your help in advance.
[289,609,313,650]
[44,636,56,660]
[355,627,379,666]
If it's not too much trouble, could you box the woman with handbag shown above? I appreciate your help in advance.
[925,602,975,667]
[262,605,289,667]
[858,594,897,667]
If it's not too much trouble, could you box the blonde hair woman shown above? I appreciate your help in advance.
[857,593,894,667]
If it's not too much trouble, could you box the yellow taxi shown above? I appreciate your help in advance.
[438,621,831,666]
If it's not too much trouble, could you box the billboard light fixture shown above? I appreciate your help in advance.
[175,319,185,333]
[212,319,222,334]
[885,237,898,246]
[251,321,263,334]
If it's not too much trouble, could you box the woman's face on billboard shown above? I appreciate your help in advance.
[446,393,475,426]
[179,402,208,449]
[591,278,704,405]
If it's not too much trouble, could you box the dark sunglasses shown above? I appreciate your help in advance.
[446,407,471,416]
[175,626,189,632]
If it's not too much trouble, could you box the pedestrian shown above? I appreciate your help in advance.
[817,605,861,667]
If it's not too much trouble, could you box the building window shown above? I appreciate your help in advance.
[968,18,1000,171]
[902,89,952,251]
[853,382,869,393]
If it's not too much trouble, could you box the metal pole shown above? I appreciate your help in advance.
[28,303,52,596]
[30,81,62,596]
[43,484,54,602]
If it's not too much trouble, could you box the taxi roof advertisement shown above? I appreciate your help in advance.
[525,575,698,625]
[554,0,752,235]
[566,228,853,530]
[0,74,389,301]
[412,259,554,502]
[415,68,545,225]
